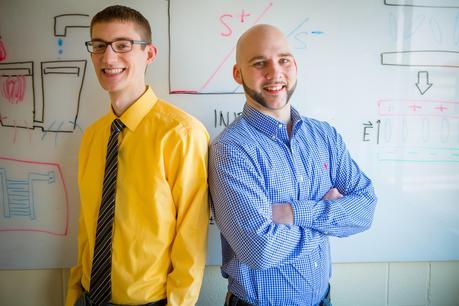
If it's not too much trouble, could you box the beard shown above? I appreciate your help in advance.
[240,75,296,110]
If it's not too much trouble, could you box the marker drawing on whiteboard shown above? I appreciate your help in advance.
[0,35,6,62]
[0,157,69,236]
[197,2,273,93]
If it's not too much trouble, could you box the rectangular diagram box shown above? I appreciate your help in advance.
[381,51,459,68]
[0,61,35,129]
[0,157,69,236]
[40,60,86,132]
[377,100,459,162]
[384,0,459,8]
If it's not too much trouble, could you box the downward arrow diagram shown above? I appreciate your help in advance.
[416,71,433,95]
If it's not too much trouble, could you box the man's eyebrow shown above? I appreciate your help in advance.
[248,53,294,63]
[279,52,294,58]
[248,55,266,63]
[90,37,133,42]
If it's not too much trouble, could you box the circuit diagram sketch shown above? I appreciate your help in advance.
[0,157,69,236]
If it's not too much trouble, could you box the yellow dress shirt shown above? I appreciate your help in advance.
[66,87,209,306]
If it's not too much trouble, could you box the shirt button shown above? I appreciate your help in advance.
[298,175,304,182]
[314,262,318,268]
[271,135,276,140]
[278,123,283,128]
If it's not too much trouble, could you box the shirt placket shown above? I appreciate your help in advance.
[276,124,303,199]
[289,135,309,201]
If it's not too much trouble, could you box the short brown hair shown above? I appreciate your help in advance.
[91,5,152,42]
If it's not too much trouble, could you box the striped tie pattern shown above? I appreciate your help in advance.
[89,119,125,305]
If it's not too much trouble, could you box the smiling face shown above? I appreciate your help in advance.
[233,24,297,120]
[90,20,156,102]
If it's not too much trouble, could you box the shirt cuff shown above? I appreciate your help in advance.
[290,199,313,227]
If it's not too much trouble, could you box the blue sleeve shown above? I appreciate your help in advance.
[209,141,325,270]
[292,124,377,237]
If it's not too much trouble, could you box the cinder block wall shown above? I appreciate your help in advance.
[0,262,458,306]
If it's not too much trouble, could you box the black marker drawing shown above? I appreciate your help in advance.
[0,60,86,133]
[40,60,87,132]
[416,71,433,95]
[384,0,459,9]
[383,3,458,99]
[213,109,242,128]
[381,50,459,68]
[54,14,90,37]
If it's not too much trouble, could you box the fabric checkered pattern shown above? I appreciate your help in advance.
[89,118,125,305]
[209,104,376,305]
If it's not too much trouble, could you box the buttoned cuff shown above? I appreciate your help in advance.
[290,199,314,227]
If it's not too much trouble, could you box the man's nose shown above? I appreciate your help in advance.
[265,62,282,80]
[101,44,118,62]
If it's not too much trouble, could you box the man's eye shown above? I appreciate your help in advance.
[280,58,290,64]
[93,42,106,50]
[119,44,130,49]
[115,42,131,50]
[252,62,265,68]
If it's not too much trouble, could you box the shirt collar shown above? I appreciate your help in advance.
[242,104,303,140]
[290,107,303,134]
[108,86,158,132]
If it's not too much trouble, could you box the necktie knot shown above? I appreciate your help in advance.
[111,118,125,134]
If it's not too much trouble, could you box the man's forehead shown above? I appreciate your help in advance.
[236,24,290,62]
[241,40,292,60]
[91,20,140,37]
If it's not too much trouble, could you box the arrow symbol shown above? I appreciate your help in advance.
[416,71,433,95]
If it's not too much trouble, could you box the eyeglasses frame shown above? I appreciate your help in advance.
[85,39,150,54]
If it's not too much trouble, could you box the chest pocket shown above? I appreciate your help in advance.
[259,146,298,204]
[297,141,334,201]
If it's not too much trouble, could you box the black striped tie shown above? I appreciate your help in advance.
[89,118,125,305]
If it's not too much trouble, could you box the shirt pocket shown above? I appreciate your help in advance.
[263,156,297,204]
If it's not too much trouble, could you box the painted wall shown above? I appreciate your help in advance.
[1,262,458,306]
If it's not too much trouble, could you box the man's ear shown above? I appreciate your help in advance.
[146,44,157,64]
[233,64,243,84]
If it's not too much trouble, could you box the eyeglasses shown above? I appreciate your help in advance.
[85,39,150,54]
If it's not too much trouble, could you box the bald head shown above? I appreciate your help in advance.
[235,24,291,65]
[232,24,297,121]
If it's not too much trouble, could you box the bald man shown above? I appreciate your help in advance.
[209,24,377,306]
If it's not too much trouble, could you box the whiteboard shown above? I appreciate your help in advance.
[0,0,458,268]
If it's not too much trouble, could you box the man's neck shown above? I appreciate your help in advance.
[250,102,291,125]
[110,85,148,116]
[252,102,293,137]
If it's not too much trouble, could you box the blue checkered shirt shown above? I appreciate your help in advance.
[209,104,377,306]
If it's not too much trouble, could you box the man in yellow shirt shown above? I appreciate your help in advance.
[66,5,209,306]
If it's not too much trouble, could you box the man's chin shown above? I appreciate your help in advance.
[249,98,289,111]
[259,95,289,110]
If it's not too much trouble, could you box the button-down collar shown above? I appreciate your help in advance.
[242,103,303,143]
[107,86,158,132]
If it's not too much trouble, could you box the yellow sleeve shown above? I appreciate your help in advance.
[165,123,210,306]
[65,132,91,306]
